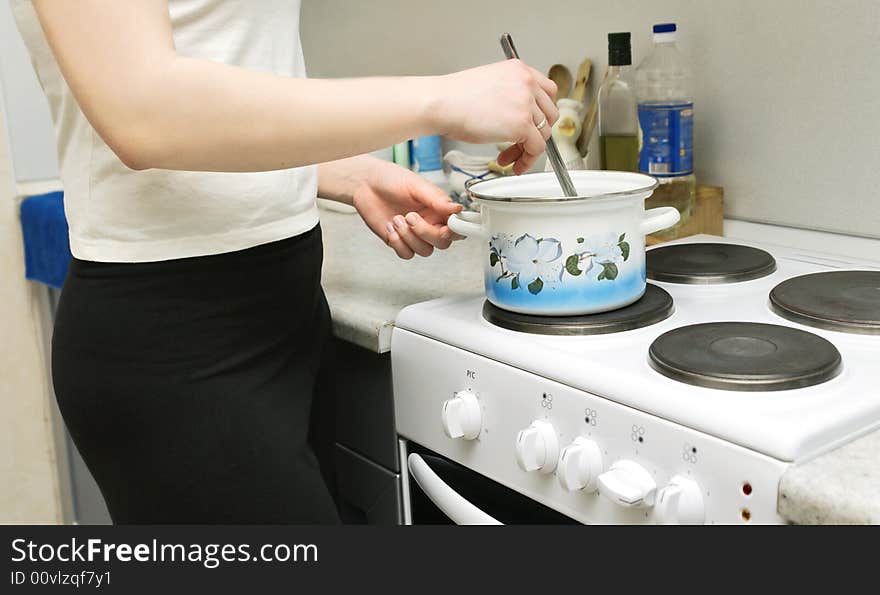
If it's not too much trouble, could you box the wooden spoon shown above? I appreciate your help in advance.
[548,64,572,101]
[576,100,599,156]
[576,66,610,156]
[569,58,592,103]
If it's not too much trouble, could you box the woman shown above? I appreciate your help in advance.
[12,0,558,523]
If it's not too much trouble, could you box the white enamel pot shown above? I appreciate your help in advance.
[447,171,679,316]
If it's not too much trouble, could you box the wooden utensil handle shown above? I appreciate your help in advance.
[577,100,599,156]
[576,66,609,156]
[570,59,592,102]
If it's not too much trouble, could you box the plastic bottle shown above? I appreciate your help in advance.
[636,23,695,235]
[411,135,449,191]
[392,141,410,168]
[598,32,640,173]
[411,135,443,173]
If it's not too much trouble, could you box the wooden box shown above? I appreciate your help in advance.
[646,185,724,246]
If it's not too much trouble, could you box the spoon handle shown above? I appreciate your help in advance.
[500,33,577,197]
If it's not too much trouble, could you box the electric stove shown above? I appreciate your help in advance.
[392,235,880,524]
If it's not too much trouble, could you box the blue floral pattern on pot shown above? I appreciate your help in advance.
[489,232,631,296]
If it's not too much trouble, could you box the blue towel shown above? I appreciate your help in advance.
[19,191,71,289]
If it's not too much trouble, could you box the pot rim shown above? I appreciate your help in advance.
[466,170,659,204]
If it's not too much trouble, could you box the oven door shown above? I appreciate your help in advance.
[402,442,577,525]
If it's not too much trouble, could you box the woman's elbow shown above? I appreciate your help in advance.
[114,145,153,171]
[99,120,163,171]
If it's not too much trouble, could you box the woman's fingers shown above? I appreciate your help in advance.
[533,89,559,132]
[497,143,523,167]
[513,151,539,175]
[497,103,549,174]
[525,65,560,127]
[507,109,546,174]
[408,174,463,216]
[384,221,415,259]
[488,62,559,174]
[393,215,434,257]
[497,141,533,174]
[404,212,454,249]
[529,66,558,101]
[533,104,553,142]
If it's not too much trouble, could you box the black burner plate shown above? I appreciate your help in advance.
[483,284,674,336]
[770,271,880,335]
[649,322,842,391]
[647,243,777,284]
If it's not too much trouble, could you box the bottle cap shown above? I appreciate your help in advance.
[653,22,678,43]
[608,32,632,66]
[653,23,677,34]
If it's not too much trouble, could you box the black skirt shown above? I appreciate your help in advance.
[51,225,340,524]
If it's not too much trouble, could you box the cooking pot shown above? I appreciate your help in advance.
[447,171,679,316]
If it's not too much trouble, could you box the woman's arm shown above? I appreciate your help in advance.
[32,0,558,174]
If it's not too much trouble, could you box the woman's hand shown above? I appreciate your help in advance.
[319,156,463,259]
[431,60,559,175]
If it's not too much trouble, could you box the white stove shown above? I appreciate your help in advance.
[392,234,880,525]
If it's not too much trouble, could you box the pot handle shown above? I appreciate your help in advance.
[448,211,489,239]
[640,207,681,236]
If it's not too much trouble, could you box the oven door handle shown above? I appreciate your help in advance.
[408,454,503,525]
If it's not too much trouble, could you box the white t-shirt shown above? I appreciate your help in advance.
[11,0,319,262]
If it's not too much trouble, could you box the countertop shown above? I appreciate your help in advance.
[778,431,880,524]
[318,203,880,525]
[319,202,483,353]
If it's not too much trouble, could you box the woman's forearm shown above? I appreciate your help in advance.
[117,59,442,172]
[32,0,440,172]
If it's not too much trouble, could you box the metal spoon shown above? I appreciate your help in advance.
[500,33,577,197]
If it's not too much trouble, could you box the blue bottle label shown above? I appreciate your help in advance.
[411,135,443,172]
[638,102,694,177]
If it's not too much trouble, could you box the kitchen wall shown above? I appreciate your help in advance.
[0,0,58,183]
[301,0,880,240]
[0,89,67,523]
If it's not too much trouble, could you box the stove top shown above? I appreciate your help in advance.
[482,284,674,336]
[770,271,880,335]
[648,321,843,391]
[647,242,777,284]
[394,235,880,462]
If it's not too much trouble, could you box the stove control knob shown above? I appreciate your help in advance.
[441,391,482,440]
[557,437,603,492]
[515,420,559,474]
[597,460,657,508]
[655,475,705,525]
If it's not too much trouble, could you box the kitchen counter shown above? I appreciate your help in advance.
[318,203,880,524]
[778,431,880,524]
[319,202,483,353]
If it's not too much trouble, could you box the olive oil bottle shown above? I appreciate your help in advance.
[599,134,639,172]
[599,33,640,172]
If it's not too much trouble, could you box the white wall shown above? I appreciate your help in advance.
[302,0,880,239]
[0,85,66,523]
[0,0,58,183]
[0,2,68,523]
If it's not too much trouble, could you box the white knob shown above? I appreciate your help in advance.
[441,391,482,440]
[557,438,604,492]
[655,475,705,525]
[515,420,559,474]
[597,460,657,508]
